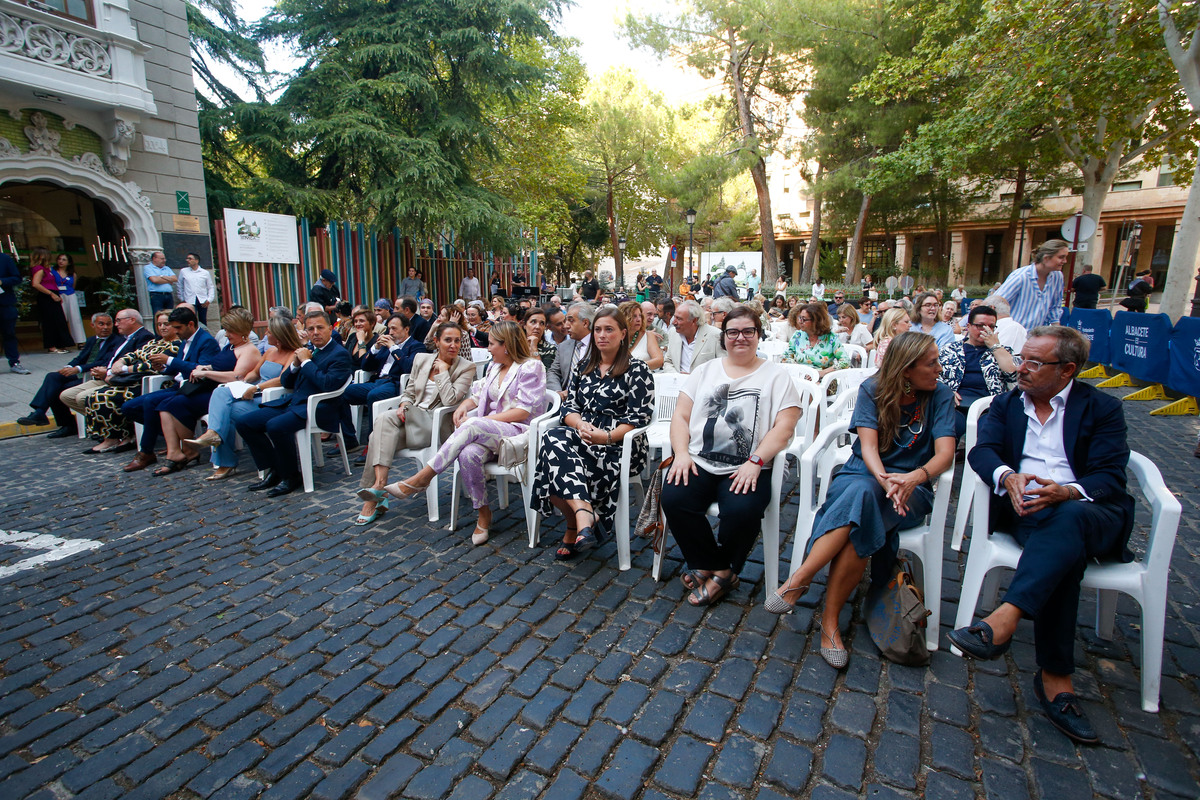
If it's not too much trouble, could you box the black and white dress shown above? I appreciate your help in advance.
[530,359,655,526]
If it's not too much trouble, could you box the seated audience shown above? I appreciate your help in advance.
[983,295,1028,352]
[19,312,122,436]
[154,308,260,475]
[82,311,176,453]
[236,311,354,497]
[788,303,848,376]
[620,300,664,371]
[465,303,491,347]
[186,315,304,480]
[549,302,594,394]
[938,305,1018,437]
[120,307,221,472]
[345,314,424,424]
[768,295,788,319]
[382,321,547,544]
[353,323,476,524]
[345,306,379,369]
[768,332,955,669]
[58,309,154,422]
[873,308,912,368]
[663,300,720,374]
[911,291,956,348]
[662,307,802,605]
[836,304,874,357]
[397,296,430,343]
[531,307,654,559]
[522,307,558,370]
[949,327,1134,744]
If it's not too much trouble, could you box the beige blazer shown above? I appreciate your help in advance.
[663,323,722,374]
[398,353,475,444]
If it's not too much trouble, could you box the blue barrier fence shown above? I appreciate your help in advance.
[1060,308,1200,396]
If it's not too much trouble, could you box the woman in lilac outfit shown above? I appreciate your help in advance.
[385,321,547,545]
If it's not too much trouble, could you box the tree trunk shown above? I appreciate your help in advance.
[1005,164,1027,269]
[844,193,872,286]
[1160,158,1200,321]
[605,177,620,289]
[802,165,823,285]
[728,32,778,279]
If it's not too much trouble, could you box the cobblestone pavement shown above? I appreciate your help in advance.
[0,381,1197,800]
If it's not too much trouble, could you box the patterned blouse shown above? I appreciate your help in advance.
[787,330,848,370]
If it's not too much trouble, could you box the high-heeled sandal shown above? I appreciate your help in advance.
[354,496,390,526]
[555,508,602,560]
[764,581,811,615]
[383,479,423,500]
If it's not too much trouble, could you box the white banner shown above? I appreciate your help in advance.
[223,208,300,264]
[700,251,762,280]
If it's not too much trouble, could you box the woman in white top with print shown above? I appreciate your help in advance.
[619,300,663,371]
[661,307,802,607]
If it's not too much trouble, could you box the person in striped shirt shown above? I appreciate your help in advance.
[995,239,1069,330]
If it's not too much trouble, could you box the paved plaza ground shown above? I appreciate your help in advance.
[0,361,1197,799]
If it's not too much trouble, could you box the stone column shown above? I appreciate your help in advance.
[129,248,155,328]
[948,231,967,287]
[895,234,911,277]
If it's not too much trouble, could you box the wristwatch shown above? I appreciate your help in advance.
[748,454,765,467]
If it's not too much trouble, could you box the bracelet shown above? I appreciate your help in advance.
[607,431,613,446]
[917,466,931,483]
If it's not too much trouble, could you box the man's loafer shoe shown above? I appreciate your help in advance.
[266,477,301,497]
[947,621,1011,660]
[46,427,76,439]
[17,414,49,426]
[122,452,156,472]
[247,471,280,491]
[1034,670,1099,744]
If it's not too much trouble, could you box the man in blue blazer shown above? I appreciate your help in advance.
[120,306,220,472]
[343,313,423,445]
[20,311,124,436]
[949,325,1134,744]
[237,310,353,497]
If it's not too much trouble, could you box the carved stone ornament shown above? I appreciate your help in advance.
[0,10,112,77]
[124,181,152,210]
[24,110,61,157]
[0,137,18,157]
[73,151,104,172]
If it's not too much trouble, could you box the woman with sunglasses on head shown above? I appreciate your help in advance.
[531,307,654,559]
[767,332,955,668]
[661,307,802,606]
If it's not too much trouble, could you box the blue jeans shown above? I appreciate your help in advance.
[149,292,174,313]
[206,384,263,468]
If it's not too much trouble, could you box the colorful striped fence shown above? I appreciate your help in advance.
[215,219,539,321]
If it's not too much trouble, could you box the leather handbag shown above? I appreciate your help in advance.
[865,558,931,666]
[635,456,673,556]
[497,433,529,470]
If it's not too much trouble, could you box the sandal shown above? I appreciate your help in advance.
[555,508,600,560]
[384,479,423,500]
[354,496,390,526]
[764,581,812,615]
[687,573,739,607]
[471,523,489,545]
[152,458,191,476]
[680,569,714,592]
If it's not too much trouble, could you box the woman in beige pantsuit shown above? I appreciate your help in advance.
[353,322,476,524]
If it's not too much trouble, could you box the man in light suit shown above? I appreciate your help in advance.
[548,301,594,395]
[120,306,220,471]
[237,311,353,497]
[949,326,1134,744]
[20,312,122,436]
[663,300,721,374]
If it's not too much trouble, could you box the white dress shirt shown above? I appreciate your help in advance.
[992,381,1089,500]
[177,266,216,305]
[680,336,696,374]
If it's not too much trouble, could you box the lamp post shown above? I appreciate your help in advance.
[1015,199,1033,270]
[617,236,626,294]
[686,208,697,281]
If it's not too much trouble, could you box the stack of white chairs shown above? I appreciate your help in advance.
[448,390,561,537]
[787,419,956,649]
[951,449,1180,712]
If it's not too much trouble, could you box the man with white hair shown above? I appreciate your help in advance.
[663,300,721,374]
[709,297,735,331]
[983,295,1028,352]
[548,301,594,394]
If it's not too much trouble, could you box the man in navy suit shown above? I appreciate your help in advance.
[237,310,353,497]
[949,325,1134,744]
[0,251,27,374]
[120,306,220,472]
[19,312,123,436]
[344,313,423,447]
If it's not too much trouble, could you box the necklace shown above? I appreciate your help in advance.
[895,400,925,448]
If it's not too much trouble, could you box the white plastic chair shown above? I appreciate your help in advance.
[294,376,354,493]
[842,343,869,368]
[757,340,789,362]
[951,451,1180,712]
[348,368,373,439]
[781,363,820,384]
[372,386,448,523]
[781,378,822,483]
[131,374,172,444]
[448,390,562,537]
[643,372,690,473]
[469,347,491,379]
[950,396,994,552]
[818,368,873,410]
[790,418,956,651]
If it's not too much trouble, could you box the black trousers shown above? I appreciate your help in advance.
[236,401,343,477]
[662,463,774,574]
[31,370,82,426]
[998,499,1128,675]
[0,305,18,365]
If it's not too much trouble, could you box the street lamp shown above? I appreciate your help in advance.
[617,236,626,293]
[686,208,697,281]
[1015,199,1033,270]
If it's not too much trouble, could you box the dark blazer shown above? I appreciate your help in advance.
[968,381,1135,559]
[164,327,220,379]
[71,334,125,372]
[364,336,424,380]
[109,328,155,363]
[0,253,19,307]
[408,314,431,345]
[267,340,352,416]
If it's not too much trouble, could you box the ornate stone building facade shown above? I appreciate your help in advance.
[0,0,209,320]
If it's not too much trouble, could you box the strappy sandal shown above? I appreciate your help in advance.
[764,581,812,615]
[153,457,191,476]
[354,496,390,526]
[680,569,714,591]
[383,479,423,500]
[687,573,739,607]
[555,508,599,561]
